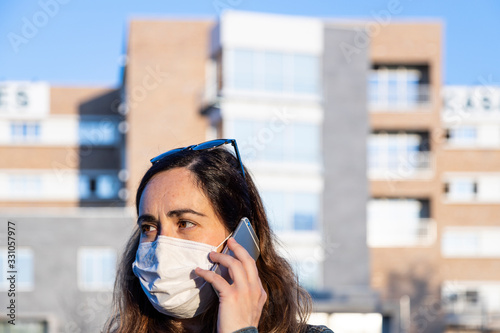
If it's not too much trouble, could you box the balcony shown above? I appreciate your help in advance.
[369,83,432,111]
[445,310,500,330]
[369,64,432,112]
[443,282,500,330]
[79,170,126,204]
[367,218,436,247]
[368,151,433,180]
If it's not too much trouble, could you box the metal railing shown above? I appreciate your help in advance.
[369,84,432,111]
[368,151,433,179]
[445,310,500,330]
[367,218,436,247]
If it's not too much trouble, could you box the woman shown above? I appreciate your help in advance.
[104,139,333,333]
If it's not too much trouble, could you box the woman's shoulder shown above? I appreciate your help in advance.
[306,324,334,333]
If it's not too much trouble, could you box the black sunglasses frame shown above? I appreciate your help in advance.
[150,139,246,179]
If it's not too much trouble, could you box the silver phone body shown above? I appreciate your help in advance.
[211,217,260,295]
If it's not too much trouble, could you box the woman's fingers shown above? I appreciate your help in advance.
[196,237,267,333]
[225,238,262,287]
[195,238,255,296]
[194,266,228,294]
[208,244,248,289]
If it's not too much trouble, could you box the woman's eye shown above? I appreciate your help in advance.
[141,224,157,234]
[178,220,195,229]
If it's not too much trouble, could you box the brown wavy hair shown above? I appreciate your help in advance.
[103,147,312,332]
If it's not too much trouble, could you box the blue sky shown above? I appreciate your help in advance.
[1,0,499,87]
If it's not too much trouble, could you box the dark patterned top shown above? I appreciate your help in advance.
[233,324,334,332]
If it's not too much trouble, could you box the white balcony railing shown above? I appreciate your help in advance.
[369,84,432,111]
[445,311,500,330]
[368,218,436,247]
[368,151,433,179]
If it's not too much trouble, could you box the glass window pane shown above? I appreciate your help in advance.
[449,178,475,200]
[17,249,34,290]
[10,122,40,142]
[79,121,116,145]
[79,248,116,291]
[96,175,115,199]
[84,252,93,284]
[292,123,319,162]
[232,120,257,161]
[261,191,286,232]
[0,321,46,333]
[368,73,379,105]
[79,175,90,199]
[0,248,33,291]
[406,73,420,105]
[450,126,477,145]
[260,121,285,161]
[293,193,319,231]
[370,67,426,108]
[292,54,318,94]
[264,52,284,92]
[232,49,255,90]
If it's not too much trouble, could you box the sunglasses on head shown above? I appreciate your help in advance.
[150,139,246,179]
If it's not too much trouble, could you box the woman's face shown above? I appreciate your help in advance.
[137,167,229,246]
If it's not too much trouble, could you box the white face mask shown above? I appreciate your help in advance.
[132,234,231,318]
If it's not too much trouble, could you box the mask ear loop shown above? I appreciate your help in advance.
[215,232,233,252]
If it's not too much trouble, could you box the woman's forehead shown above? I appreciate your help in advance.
[139,168,209,213]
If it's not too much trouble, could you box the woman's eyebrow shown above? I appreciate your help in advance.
[137,214,158,225]
[167,208,206,217]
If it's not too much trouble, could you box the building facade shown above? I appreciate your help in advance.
[0,83,133,332]
[366,22,445,333]
[367,24,500,333]
[439,86,500,332]
[1,9,499,333]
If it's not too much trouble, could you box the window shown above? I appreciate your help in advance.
[442,281,500,314]
[445,175,500,202]
[293,193,318,231]
[367,199,434,247]
[292,54,319,94]
[446,178,476,201]
[79,174,119,200]
[442,227,500,257]
[0,320,47,332]
[264,52,284,92]
[227,48,319,96]
[231,120,320,164]
[292,124,320,163]
[368,132,430,175]
[78,247,116,291]
[0,247,34,291]
[96,175,116,199]
[79,120,117,145]
[446,125,500,148]
[232,49,254,90]
[10,122,41,142]
[447,126,477,145]
[8,175,42,198]
[261,191,320,232]
[369,65,429,109]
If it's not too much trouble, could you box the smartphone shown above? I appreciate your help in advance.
[211,217,260,295]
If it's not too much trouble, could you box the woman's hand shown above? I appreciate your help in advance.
[195,237,267,333]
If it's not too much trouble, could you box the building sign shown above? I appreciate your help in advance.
[0,81,50,117]
[443,86,500,112]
